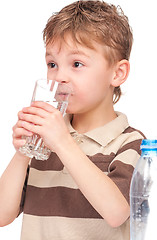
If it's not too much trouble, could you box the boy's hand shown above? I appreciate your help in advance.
[12,112,33,152]
[17,101,70,151]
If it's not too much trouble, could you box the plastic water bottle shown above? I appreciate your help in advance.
[130,139,157,240]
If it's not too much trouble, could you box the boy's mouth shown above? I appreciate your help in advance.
[55,92,71,101]
[55,82,73,101]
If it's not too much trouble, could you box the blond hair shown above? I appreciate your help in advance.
[43,0,133,103]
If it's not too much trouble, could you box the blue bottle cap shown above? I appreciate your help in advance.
[141,139,157,150]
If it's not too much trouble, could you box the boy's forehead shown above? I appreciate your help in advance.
[45,34,103,57]
[46,36,78,54]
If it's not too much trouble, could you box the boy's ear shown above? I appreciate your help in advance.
[111,59,130,87]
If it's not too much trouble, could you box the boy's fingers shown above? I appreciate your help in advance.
[31,101,56,113]
[18,111,23,119]
[13,128,33,138]
[22,106,49,118]
[19,112,44,126]
[18,120,40,135]
[12,138,26,149]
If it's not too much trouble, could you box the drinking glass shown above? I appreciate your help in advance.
[19,79,71,160]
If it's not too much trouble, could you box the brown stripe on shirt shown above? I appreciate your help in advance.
[108,160,134,203]
[31,152,64,171]
[117,139,142,156]
[88,152,115,172]
[123,127,146,139]
[30,152,116,172]
[23,185,103,219]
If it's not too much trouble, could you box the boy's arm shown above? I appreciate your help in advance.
[56,136,142,228]
[0,109,32,227]
[0,152,30,227]
[55,136,130,228]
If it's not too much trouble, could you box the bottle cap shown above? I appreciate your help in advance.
[141,139,157,150]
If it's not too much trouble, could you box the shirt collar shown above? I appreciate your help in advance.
[64,112,129,147]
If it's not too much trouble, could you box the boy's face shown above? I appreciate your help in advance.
[45,35,116,115]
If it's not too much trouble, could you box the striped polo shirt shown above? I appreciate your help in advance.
[19,112,145,240]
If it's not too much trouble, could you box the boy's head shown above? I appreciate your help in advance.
[43,0,133,104]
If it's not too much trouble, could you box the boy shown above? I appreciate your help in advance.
[0,1,145,239]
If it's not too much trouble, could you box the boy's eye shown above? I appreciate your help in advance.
[47,62,56,68]
[73,62,83,68]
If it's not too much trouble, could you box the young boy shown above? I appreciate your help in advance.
[0,1,145,239]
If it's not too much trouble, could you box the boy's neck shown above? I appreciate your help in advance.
[71,107,117,134]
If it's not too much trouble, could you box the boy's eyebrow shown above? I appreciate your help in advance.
[45,51,53,57]
[68,50,90,58]
[45,50,90,58]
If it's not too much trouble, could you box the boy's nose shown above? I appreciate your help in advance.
[54,69,70,84]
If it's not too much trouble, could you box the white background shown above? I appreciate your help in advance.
[0,0,156,239]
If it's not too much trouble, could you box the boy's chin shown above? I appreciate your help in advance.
[65,108,72,114]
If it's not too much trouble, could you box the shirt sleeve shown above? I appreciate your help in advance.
[107,138,143,204]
